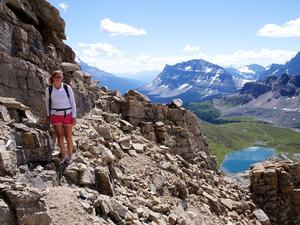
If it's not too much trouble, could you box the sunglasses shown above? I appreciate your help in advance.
[53,76,62,79]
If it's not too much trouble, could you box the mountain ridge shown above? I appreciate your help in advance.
[139,59,237,103]
[217,74,300,129]
[78,59,145,94]
[259,52,300,79]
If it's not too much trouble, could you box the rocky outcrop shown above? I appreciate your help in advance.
[240,82,272,99]
[0,0,98,117]
[98,89,217,168]
[0,179,51,225]
[250,161,300,225]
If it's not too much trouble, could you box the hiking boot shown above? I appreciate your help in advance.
[60,156,69,164]
[67,157,73,164]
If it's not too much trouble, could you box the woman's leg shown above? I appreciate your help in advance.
[53,125,66,158]
[64,125,73,160]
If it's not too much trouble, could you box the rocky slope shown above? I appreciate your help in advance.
[218,74,300,129]
[0,1,272,225]
[138,59,237,103]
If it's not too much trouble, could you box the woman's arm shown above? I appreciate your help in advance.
[68,85,77,118]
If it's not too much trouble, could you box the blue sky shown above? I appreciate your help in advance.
[48,0,300,76]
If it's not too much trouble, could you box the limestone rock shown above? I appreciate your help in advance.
[0,198,15,225]
[95,166,115,196]
[253,209,270,225]
[0,143,17,176]
[250,161,300,225]
[3,184,51,225]
[170,98,183,108]
[124,90,150,103]
[0,105,11,122]
[61,62,80,73]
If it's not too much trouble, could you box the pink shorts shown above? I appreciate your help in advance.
[50,113,73,126]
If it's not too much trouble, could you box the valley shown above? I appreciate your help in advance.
[199,116,300,162]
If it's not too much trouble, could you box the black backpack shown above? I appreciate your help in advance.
[48,83,71,117]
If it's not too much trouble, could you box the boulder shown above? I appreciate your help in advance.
[61,62,80,73]
[0,105,11,121]
[95,125,113,140]
[95,166,115,196]
[79,167,95,186]
[0,198,15,225]
[118,136,132,150]
[124,90,150,103]
[253,209,270,225]
[170,98,183,108]
[0,143,17,176]
[3,185,51,225]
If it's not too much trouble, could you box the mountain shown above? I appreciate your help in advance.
[226,64,266,88]
[259,63,285,79]
[259,52,300,79]
[138,59,237,103]
[217,74,300,129]
[78,59,145,94]
[286,52,300,75]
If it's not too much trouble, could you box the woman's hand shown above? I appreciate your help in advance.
[72,118,77,126]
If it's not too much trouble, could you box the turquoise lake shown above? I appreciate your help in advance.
[220,147,275,174]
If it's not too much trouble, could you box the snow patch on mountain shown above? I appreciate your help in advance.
[138,59,237,103]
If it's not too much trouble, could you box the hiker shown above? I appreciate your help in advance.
[45,70,77,164]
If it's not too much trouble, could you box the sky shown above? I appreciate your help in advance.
[48,0,300,77]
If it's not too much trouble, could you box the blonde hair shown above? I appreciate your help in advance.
[48,70,63,85]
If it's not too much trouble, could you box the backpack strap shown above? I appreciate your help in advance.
[63,83,70,99]
[48,85,53,116]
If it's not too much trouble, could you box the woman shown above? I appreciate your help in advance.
[45,70,77,164]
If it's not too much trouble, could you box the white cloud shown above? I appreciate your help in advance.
[257,17,300,38]
[78,42,124,57]
[213,49,296,66]
[59,2,69,11]
[182,44,200,52]
[100,18,146,36]
[76,42,296,74]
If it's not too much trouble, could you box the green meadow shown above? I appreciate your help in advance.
[200,117,300,162]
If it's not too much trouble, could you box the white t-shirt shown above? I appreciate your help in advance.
[45,84,77,118]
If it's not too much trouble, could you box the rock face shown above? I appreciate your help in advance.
[101,90,216,168]
[0,0,98,117]
[250,161,300,225]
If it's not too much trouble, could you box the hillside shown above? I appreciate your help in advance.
[201,117,300,162]
[0,1,270,225]
[216,74,300,129]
